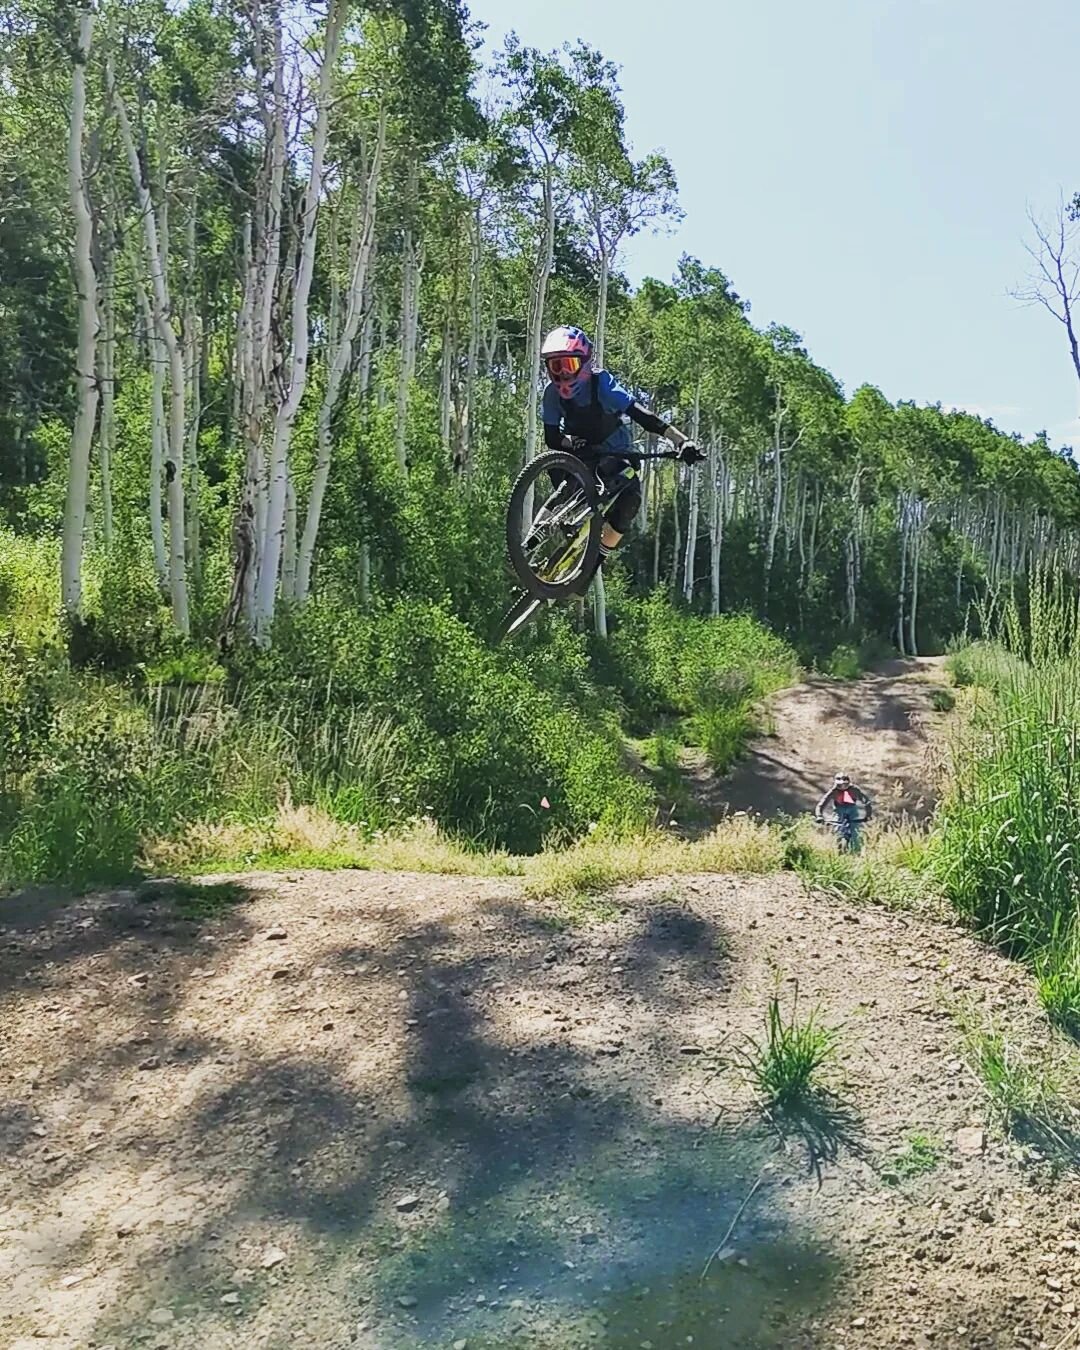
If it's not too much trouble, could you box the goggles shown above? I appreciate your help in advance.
[544,354,584,378]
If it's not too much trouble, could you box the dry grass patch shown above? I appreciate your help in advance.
[524,815,785,905]
[144,805,521,878]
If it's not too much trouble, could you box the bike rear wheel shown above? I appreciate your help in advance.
[506,452,603,601]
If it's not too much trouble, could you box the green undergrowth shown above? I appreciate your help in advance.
[956,1005,1080,1164]
[593,588,799,772]
[936,577,1080,1035]
[0,529,804,892]
[882,1133,942,1184]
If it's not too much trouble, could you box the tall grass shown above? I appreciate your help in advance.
[958,1010,1080,1157]
[739,988,839,1111]
[0,677,405,886]
[935,574,1080,1028]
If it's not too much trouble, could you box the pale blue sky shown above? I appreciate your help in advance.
[469,0,1080,449]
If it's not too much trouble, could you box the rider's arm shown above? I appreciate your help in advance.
[599,373,699,459]
[815,788,835,817]
[853,785,874,815]
[627,402,672,437]
[625,401,693,450]
[543,422,569,452]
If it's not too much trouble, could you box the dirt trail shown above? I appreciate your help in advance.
[687,657,948,827]
[3,663,1079,1349]
[2,867,1079,1349]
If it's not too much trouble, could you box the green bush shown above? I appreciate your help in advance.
[67,543,172,672]
[0,530,62,645]
[689,702,754,772]
[823,644,861,680]
[944,640,1023,691]
[935,581,1080,998]
[235,597,653,852]
[601,590,798,736]
[1,565,797,884]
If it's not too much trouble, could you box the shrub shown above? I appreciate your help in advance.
[739,988,839,1111]
[823,644,861,680]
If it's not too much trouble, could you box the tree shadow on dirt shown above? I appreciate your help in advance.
[24,891,845,1349]
[0,877,258,989]
[0,877,1020,1349]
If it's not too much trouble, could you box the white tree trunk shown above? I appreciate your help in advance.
[135,278,168,587]
[110,63,190,635]
[592,569,608,638]
[281,470,297,602]
[393,162,421,473]
[296,108,384,602]
[439,315,454,454]
[651,463,663,589]
[594,240,610,367]
[359,543,371,608]
[670,468,682,594]
[186,318,203,585]
[523,159,555,468]
[61,7,100,620]
[764,393,787,595]
[709,439,725,617]
[226,5,288,640]
[908,516,922,657]
[682,383,702,603]
[807,483,820,582]
[590,238,613,638]
[253,0,344,640]
[96,251,115,548]
[845,533,857,628]
[184,209,202,586]
[459,202,482,474]
[896,509,909,656]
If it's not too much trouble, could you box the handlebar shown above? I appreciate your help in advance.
[567,438,704,465]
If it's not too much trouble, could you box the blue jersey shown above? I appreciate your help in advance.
[542,369,634,456]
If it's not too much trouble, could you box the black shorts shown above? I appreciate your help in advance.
[604,473,642,534]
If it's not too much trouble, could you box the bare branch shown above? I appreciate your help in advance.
[1015,196,1080,397]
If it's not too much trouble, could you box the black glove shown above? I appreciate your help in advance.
[679,440,706,465]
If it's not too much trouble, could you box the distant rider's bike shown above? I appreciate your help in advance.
[495,443,688,643]
[815,805,871,855]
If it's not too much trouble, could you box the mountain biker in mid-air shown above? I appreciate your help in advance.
[815,773,873,851]
[541,325,705,582]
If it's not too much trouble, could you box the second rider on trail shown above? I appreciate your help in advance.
[815,772,873,853]
[540,325,705,584]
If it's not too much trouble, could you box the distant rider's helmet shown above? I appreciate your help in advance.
[541,325,594,399]
[834,772,851,787]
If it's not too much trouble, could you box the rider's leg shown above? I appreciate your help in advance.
[599,522,623,561]
[836,804,860,853]
[596,471,642,567]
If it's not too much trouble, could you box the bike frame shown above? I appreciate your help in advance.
[817,807,868,854]
[529,446,682,554]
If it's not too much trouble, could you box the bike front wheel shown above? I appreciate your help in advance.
[506,452,603,601]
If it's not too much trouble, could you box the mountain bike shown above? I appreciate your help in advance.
[494,443,686,643]
[815,805,870,854]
